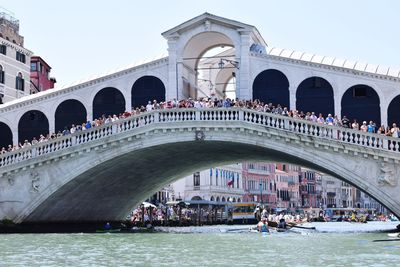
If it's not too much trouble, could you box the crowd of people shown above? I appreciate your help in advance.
[1,97,399,155]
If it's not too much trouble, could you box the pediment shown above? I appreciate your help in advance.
[162,12,266,46]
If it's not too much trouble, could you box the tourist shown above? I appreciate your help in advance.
[351,119,359,130]
[341,116,350,128]
[360,121,368,132]
[367,121,376,133]
[390,123,399,138]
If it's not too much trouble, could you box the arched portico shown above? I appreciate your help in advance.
[252,69,290,107]
[341,85,381,125]
[296,77,334,116]
[55,99,87,133]
[18,110,49,143]
[0,121,12,149]
[387,95,400,127]
[93,87,125,119]
[131,76,165,108]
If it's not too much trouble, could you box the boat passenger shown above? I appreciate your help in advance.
[277,218,287,229]
[257,218,269,233]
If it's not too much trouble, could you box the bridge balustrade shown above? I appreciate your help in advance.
[0,108,399,169]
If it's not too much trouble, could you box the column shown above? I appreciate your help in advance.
[166,35,180,101]
[237,32,251,100]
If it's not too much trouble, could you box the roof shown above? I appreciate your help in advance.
[267,47,400,79]
[162,12,267,47]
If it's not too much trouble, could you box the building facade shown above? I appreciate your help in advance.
[0,10,32,104]
[30,56,56,93]
[178,163,244,203]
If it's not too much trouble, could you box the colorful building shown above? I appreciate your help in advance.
[30,56,56,93]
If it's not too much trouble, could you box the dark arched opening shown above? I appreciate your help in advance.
[388,95,400,126]
[55,99,87,133]
[93,87,125,119]
[18,110,49,143]
[296,77,334,116]
[341,85,380,125]
[191,196,202,201]
[0,122,12,148]
[252,69,290,107]
[131,76,165,108]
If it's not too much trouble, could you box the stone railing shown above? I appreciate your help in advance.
[1,108,399,168]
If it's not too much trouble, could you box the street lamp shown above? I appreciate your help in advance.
[259,182,263,205]
[218,58,240,69]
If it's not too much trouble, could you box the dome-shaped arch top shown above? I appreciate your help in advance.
[93,87,125,120]
[131,76,165,108]
[388,95,400,126]
[252,69,290,107]
[182,31,235,71]
[18,110,49,143]
[55,99,87,133]
[341,85,381,125]
[296,76,334,116]
[0,122,12,148]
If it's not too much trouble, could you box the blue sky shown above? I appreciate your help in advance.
[2,0,400,86]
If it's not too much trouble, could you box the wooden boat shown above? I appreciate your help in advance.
[95,228,121,233]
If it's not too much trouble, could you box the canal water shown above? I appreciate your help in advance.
[0,222,399,266]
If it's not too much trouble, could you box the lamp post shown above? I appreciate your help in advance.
[259,182,263,205]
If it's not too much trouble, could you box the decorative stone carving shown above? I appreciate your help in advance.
[30,171,40,192]
[195,131,205,141]
[204,20,211,31]
[7,175,14,186]
[377,163,398,187]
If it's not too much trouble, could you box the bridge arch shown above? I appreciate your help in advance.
[18,110,49,143]
[93,87,125,119]
[0,121,12,149]
[252,69,290,107]
[55,99,87,133]
[131,76,166,108]
[341,84,381,125]
[296,76,334,116]
[387,95,400,127]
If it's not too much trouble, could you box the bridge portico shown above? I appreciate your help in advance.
[0,108,399,223]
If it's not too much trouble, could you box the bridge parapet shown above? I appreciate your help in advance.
[1,108,399,172]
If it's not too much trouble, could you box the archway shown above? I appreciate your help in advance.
[18,110,49,143]
[0,122,12,148]
[387,95,400,126]
[252,69,290,107]
[191,196,202,201]
[55,99,87,133]
[296,77,334,116]
[182,32,237,99]
[341,85,380,125]
[131,76,165,108]
[93,87,125,119]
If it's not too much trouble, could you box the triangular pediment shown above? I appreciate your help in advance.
[162,12,266,46]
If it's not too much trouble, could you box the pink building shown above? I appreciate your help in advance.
[30,56,56,93]
[242,162,276,208]
[275,164,301,210]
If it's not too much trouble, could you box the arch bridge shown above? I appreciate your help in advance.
[0,108,399,223]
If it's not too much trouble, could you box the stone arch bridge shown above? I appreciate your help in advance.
[0,108,399,223]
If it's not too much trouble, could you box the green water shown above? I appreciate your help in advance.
[0,230,399,266]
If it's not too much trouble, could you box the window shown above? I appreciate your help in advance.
[0,66,4,84]
[0,45,6,55]
[193,172,200,187]
[16,51,26,63]
[15,72,24,91]
[30,62,37,71]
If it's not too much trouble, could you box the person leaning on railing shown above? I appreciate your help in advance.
[2,97,400,155]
